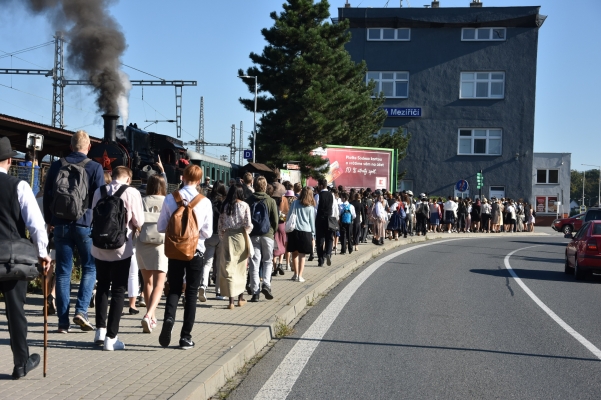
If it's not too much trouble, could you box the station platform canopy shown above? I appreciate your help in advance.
[0,113,101,158]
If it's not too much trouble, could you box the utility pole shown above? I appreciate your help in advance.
[51,31,64,128]
[230,124,236,163]
[239,121,243,165]
[582,170,586,207]
[198,96,204,154]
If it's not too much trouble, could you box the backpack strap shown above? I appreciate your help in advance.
[100,185,108,199]
[114,185,129,198]
[59,157,68,167]
[189,193,205,209]
[172,190,183,206]
[77,158,91,168]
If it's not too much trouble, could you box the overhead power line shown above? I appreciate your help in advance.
[0,41,54,60]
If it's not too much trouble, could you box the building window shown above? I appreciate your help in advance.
[461,27,506,41]
[367,72,409,98]
[460,72,505,99]
[367,28,411,41]
[535,196,559,213]
[536,169,559,184]
[457,129,502,156]
[377,127,399,136]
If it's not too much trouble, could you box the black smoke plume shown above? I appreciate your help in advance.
[17,0,128,115]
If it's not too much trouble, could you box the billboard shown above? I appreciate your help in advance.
[307,145,396,191]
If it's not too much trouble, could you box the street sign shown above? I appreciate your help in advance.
[455,179,469,192]
[580,205,587,213]
[243,150,253,160]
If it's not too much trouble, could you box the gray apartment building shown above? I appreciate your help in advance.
[338,2,546,200]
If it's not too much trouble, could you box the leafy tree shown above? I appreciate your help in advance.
[570,168,600,207]
[238,0,409,178]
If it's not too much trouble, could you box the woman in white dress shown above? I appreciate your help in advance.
[135,175,168,333]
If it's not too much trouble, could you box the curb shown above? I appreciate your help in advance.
[172,231,549,399]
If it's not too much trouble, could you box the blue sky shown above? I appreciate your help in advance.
[0,0,599,170]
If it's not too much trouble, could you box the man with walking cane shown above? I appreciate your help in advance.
[0,137,51,379]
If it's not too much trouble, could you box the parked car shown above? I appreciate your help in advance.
[552,208,601,234]
[564,221,601,280]
[552,213,585,234]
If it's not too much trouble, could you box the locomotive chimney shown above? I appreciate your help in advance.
[102,114,119,142]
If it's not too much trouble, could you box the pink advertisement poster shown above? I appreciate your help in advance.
[307,146,393,190]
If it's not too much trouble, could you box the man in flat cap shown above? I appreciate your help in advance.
[0,137,51,379]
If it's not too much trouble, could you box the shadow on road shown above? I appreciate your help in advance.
[471,268,601,284]
[283,337,600,363]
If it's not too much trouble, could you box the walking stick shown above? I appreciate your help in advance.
[42,269,48,377]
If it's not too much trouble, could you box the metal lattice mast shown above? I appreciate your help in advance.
[175,85,183,138]
[198,96,205,154]
[239,121,243,165]
[51,32,64,128]
[230,124,236,163]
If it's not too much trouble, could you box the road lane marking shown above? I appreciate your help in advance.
[504,246,601,360]
[254,239,466,400]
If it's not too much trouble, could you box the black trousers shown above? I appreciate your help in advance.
[340,223,353,253]
[352,220,362,246]
[416,215,428,235]
[164,253,203,340]
[0,280,29,367]
[95,257,131,339]
[315,223,333,265]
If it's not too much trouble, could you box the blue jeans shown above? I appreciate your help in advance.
[54,225,96,328]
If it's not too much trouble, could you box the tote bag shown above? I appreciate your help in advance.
[285,201,298,233]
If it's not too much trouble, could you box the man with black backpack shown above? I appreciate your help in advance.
[43,130,105,334]
[338,192,356,255]
[246,176,278,302]
[90,166,144,350]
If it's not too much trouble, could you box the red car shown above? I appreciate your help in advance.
[552,213,585,234]
[565,220,601,280]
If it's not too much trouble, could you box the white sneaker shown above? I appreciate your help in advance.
[198,286,207,302]
[297,277,305,283]
[142,316,152,333]
[291,274,298,281]
[94,328,106,346]
[103,335,125,351]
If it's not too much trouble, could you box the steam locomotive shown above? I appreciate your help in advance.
[88,114,239,186]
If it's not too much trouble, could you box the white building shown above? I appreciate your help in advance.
[532,153,571,218]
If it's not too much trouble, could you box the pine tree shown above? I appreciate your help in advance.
[239,0,409,178]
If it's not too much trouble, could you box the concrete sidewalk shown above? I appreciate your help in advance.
[0,230,551,399]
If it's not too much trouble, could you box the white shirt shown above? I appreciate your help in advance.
[444,200,458,213]
[338,201,356,221]
[157,184,213,253]
[0,167,48,258]
[91,180,145,261]
[314,189,339,218]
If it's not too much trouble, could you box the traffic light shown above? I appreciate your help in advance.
[476,172,484,189]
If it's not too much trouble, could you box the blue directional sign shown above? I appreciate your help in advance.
[383,107,422,117]
[455,179,469,192]
[243,150,253,160]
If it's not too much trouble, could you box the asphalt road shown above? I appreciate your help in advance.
[228,234,601,400]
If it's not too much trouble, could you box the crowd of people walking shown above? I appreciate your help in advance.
[0,129,538,378]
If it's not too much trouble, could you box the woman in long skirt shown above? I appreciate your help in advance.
[218,184,253,310]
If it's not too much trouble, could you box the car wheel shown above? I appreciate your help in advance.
[574,257,586,280]
[564,253,574,275]
[562,225,573,235]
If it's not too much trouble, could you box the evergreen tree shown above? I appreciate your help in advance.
[239,0,409,178]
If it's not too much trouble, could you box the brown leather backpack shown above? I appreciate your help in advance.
[164,190,205,261]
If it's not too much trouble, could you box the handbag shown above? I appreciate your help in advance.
[0,239,40,282]
[139,197,165,245]
[285,202,297,233]
[328,216,339,231]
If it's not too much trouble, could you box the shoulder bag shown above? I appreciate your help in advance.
[139,197,165,245]
[285,201,298,233]
[0,239,40,282]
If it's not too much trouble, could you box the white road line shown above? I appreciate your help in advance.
[254,239,466,400]
[504,246,601,360]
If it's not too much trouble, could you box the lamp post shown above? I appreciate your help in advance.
[238,75,257,163]
[582,163,601,207]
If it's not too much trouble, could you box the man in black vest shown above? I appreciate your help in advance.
[0,137,51,379]
[314,178,336,267]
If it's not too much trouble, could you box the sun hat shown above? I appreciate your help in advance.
[284,190,295,197]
